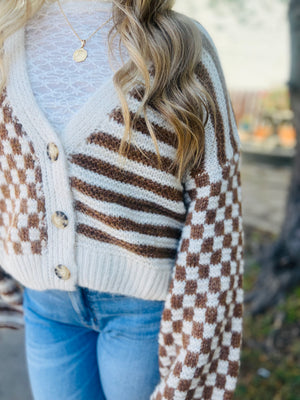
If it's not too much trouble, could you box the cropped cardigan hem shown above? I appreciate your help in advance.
[0,243,172,300]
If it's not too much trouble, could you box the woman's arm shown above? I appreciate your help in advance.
[150,20,244,400]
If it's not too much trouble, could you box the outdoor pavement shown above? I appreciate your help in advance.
[0,157,293,400]
[241,155,292,233]
[0,329,32,400]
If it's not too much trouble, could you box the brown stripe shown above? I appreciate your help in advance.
[108,107,178,148]
[186,188,197,202]
[0,87,7,108]
[195,61,227,165]
[3,103,13,125]
[0,289,22,298]
[70,176,186,223]
[0,325,21,330]
[0,307,23,314]
[0,122,8,141]
[128,86,159,114]
[128,86,145,102]
[75,200,182,239]
[87,130,177,175]
[69,153,183,201]
[201,33,238,155]
[77,223,177,258]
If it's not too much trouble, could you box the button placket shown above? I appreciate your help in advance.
[51,210,69,229]
[47,142,59,161]
[54,264,71,280]
[47,142,71,281]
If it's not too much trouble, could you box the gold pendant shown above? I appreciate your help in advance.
[73,40,87,62]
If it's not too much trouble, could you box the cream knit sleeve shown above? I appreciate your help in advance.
[150,21,244,400]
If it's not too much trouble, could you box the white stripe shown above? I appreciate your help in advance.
[0,278,16,292]
[202,47,234,160]
[0,314,24,327]
[1,292,23,304]
[69,162,186,213]
[201,30,241,154]
[76,212,179,248]
[96,112,179,160]
[85,140,181,189]
[73,188,184,229]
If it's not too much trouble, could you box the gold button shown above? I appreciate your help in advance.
[51,211,68,229]
[54,264,71,280]
[47,142,59,161]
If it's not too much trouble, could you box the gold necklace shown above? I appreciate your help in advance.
[57,0,113,63]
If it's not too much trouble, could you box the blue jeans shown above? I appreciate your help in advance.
[23,286,165,400]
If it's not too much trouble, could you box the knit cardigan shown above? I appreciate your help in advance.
[0,18,244,400]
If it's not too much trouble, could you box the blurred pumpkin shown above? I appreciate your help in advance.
[253,125,273,140]
[278,124,296,147]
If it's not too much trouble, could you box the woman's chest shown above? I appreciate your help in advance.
[25,0,127,136]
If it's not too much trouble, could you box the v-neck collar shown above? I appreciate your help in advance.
[4,23,122,153]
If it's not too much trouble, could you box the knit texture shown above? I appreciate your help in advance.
[148,26,244,399]
[0,16,244,400]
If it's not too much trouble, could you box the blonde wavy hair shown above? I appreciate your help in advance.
[0,0,216,182]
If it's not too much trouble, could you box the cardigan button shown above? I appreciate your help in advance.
[47,142,59,161]
[51,211,68,229]
[54,264,71,280]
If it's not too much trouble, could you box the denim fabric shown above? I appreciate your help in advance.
[23,286,165,400]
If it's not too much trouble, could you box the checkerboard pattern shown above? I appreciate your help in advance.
[150,153,244,400]
[0,89,48,256]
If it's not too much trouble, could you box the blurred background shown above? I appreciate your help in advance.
[175,1,299,399]
[1,0,299,399]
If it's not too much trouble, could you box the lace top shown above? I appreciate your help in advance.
[25,0,129,136]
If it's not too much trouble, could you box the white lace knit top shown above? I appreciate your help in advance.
[25,0,129,136]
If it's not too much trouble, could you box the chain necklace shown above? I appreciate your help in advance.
[57,0,113,63]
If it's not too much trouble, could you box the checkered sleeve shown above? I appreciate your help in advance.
[150,20,244,400]
[150,154,244,400]
[0,266,24,329]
